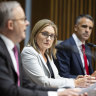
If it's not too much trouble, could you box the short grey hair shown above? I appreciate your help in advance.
[75,14,94,25]
[0,1,21,28]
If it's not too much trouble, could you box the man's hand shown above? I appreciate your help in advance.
[91,71,96,77]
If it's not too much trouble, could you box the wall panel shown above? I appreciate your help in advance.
[50,0,96,70]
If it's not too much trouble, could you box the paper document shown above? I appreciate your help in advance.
[79,83,96,94]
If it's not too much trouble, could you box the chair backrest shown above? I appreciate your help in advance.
[57,40,63,45]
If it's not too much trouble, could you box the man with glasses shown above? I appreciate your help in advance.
[0,1,87,96]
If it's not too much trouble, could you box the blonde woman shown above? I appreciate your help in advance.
[21,19,95,88]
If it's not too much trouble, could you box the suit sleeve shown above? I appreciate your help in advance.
[56,48,77,78]
[21,66,57,92]
[21,47,75,88]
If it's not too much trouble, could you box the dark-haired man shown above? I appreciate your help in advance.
[56,14,95,78]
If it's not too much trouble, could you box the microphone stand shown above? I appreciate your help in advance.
[87,43,96,71]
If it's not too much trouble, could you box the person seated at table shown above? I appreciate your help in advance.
[56,14,96,78]
[21,19,96,88]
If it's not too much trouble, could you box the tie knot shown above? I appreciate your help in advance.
[13,45,17,53]
[82,44,85,50]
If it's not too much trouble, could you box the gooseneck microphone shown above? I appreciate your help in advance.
[55,44,71,50]
[55,44,77,52]
[87,43,96,47]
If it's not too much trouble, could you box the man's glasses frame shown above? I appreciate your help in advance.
[11,17,27,22]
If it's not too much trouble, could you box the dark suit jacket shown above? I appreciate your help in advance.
[56,36,93,78]
[0,38,57,96]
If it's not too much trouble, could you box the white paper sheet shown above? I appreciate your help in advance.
[79,83,96,95]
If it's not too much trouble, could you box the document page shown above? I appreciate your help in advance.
[79,83,96,95]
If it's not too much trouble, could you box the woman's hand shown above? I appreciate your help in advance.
[76,75,84,79]
[74,75,96,88]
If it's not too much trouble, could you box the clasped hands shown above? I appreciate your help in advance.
[75,71,96,88]
[59,72,96,96]
[57,72,96,96]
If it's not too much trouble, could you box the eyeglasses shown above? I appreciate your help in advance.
[40,32,56,40]
[11,17,27,22]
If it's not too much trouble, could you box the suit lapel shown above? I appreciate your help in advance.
[47,56,56,77]
[70,37,85,74]
[74,49,84,73]
[0,38,17,75]
[38,53,51,74]
[85,45,92,67]
[17,48,22,81]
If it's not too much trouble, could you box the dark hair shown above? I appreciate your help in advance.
[75,14,94,25]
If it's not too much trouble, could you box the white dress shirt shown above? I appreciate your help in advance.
[72,33,89,74]
[0,34,18,73]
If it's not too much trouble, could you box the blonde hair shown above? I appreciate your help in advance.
[28,19,58,59]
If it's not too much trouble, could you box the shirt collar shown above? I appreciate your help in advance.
[0,34,14,50]
[72,33,85,47]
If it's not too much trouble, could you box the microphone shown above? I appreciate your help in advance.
[55,44,70,50]
[87,43,96,47]
[55,43,95,58]
[55,44,76,52]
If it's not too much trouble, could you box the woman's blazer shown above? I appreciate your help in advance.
[21,46,75,88]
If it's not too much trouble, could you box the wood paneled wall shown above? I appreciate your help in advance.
[50,0,96,70]
[50,0,96,42]
[31,0,51,29]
